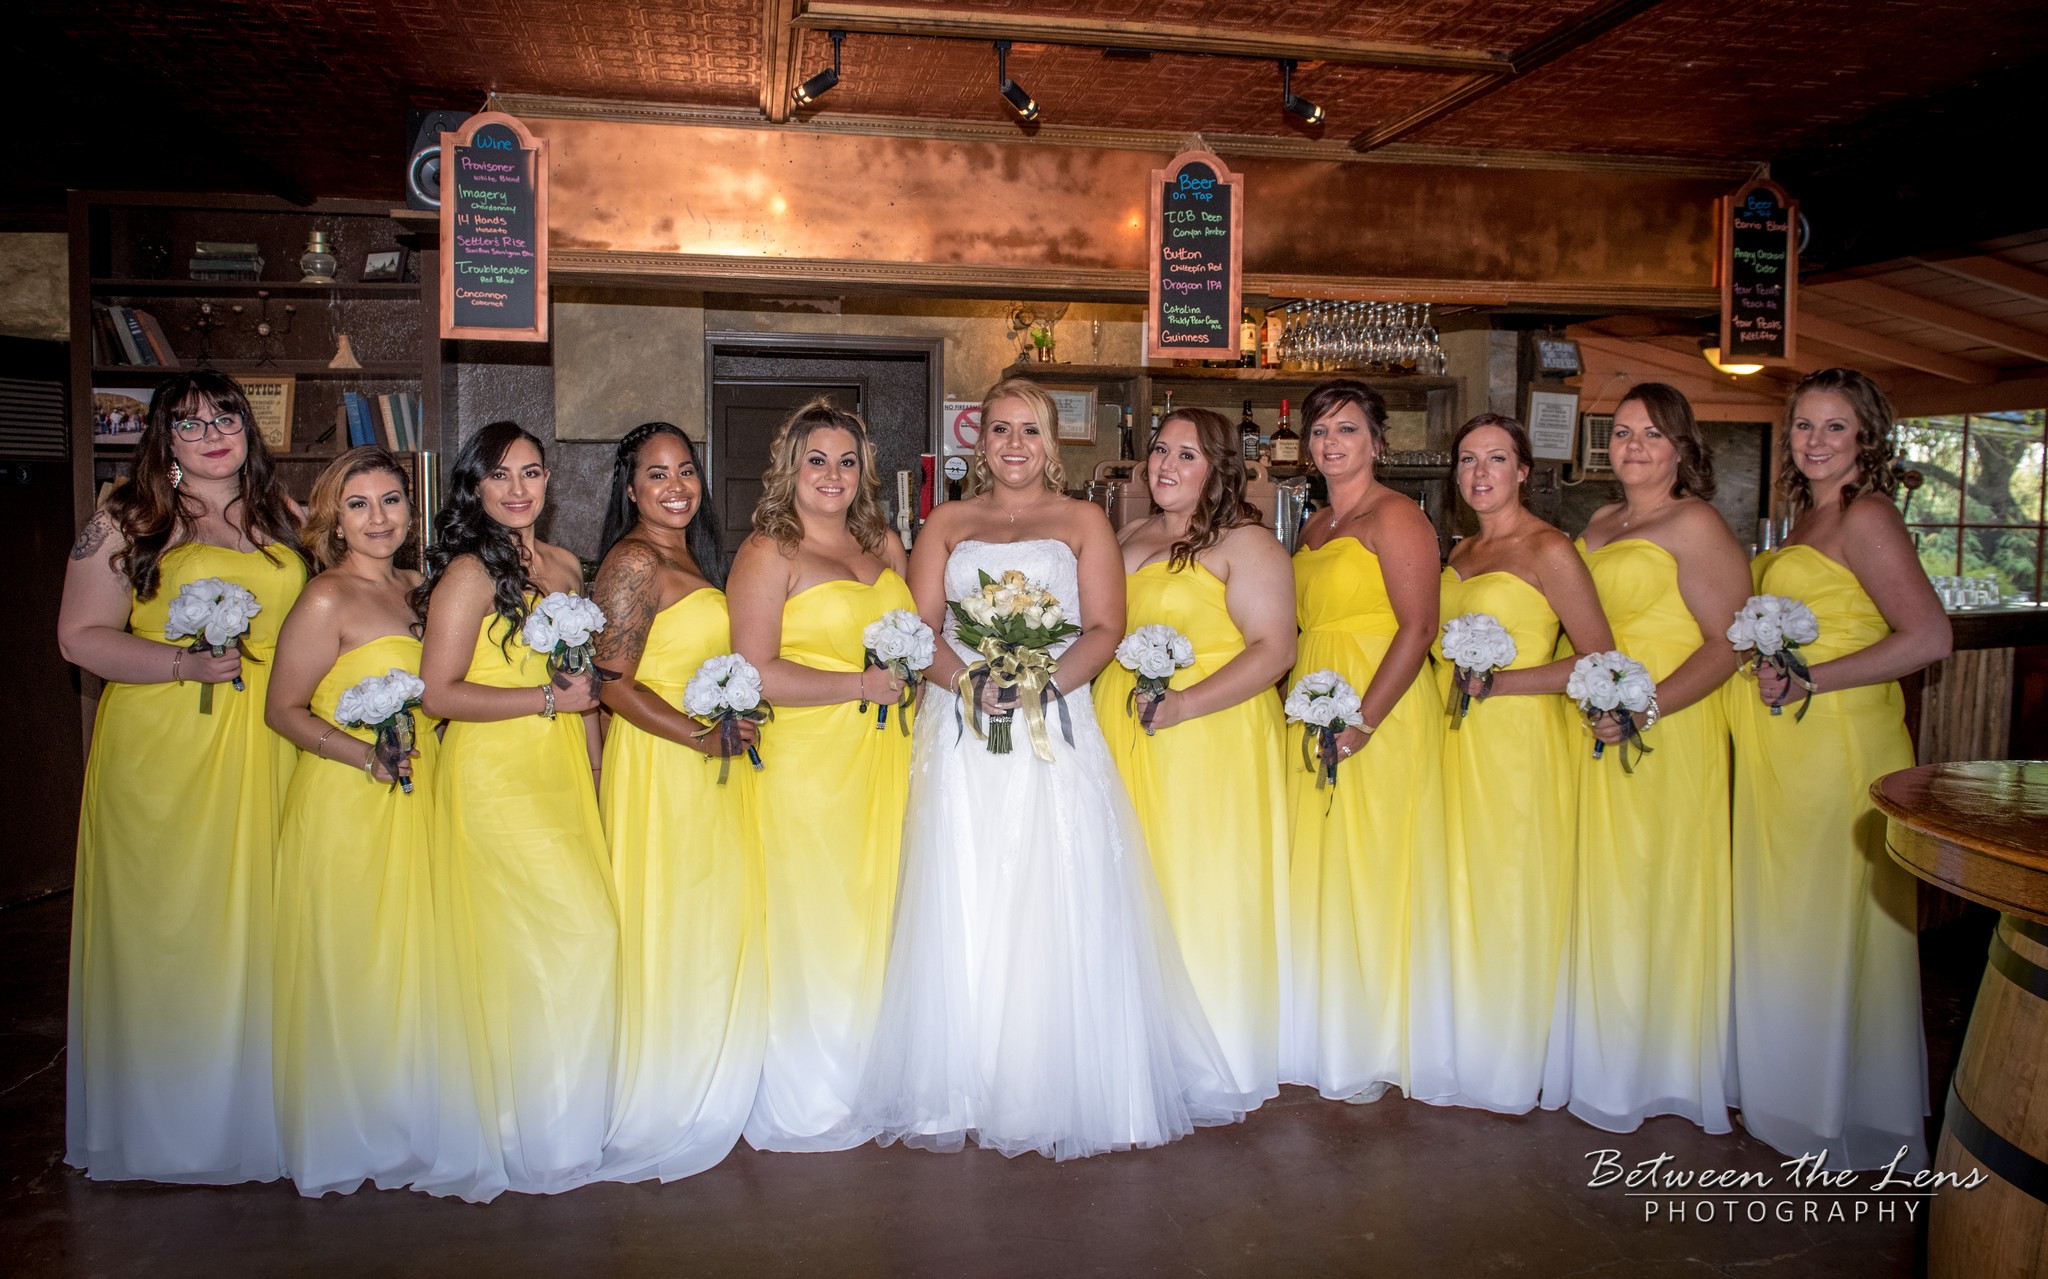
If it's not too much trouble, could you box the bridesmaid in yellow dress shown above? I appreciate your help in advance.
[590,423,766,1182]
[1732,369,1948,1169]
[1284,379,1454,1104]
[1550,382,1750,1135]
[728,399,913,1152]
[58,370,306,1182]
[1096,406,1296,1109]
[1434,414,1613,1115]
[265,447,436,1197]
[413,422,615,1200]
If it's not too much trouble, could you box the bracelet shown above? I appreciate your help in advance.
[314,725,340,759]
[171,649,184,684]
[858,668,871,702]
[361,742,377,777]
[1360,721,1378,736]
[540,683,557,720]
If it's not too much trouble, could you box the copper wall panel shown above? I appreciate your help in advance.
[533,116,1724,304]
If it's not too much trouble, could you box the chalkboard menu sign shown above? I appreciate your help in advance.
[1717,177,1797,366]
[439,111,550,342]
[1146,150,1243,361]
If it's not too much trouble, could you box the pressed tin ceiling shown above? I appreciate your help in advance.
[10,0,2048,206]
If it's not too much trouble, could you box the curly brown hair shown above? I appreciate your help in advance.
[303,446,412,572]
[1778,368,1900,513]
[969,378,1067,495]
[1153,407,1261,570]
[1617,381,1716,500]
[751,398,891,555]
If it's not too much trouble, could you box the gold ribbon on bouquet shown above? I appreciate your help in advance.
[955,636,1063,761]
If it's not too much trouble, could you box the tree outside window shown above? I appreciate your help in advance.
[1894,409,2046,604]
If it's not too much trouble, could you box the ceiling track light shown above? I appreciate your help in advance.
[994,40,1039,122]
[1278,59,1324,126]
[792,29,845,108]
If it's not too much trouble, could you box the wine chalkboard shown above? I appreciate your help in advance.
[1146,151,1243,361]
[439,111,550,342]
[1718,178,1797,365]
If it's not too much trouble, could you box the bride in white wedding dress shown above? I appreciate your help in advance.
[855,380,1250,1160]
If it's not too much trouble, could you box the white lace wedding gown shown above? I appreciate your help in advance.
[855,537,1250,1160]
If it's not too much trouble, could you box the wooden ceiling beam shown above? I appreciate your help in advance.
[1801,316,2000,384]
[788,1,1510,73]
[1818,278,2048,364]
[1349,0,1668,151]
[1914,254,2048,306]
[761,0,804,123]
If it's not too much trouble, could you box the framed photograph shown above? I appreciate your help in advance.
[1046,387,1097,444]
[238,375,296,453]
[92,386,152,447]
[361,249,406,282]
[1525,388,1580,463]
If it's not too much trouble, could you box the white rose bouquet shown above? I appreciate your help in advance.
[522,591,607,678]
[948,568,1082,759]
[1566,650,1659,772]
[682,652,772,784]
[861,608,935,734]
[335,667,426,794]
[1284,669,1365,792]
[1114,624,1195,735]
[1439,612,1518,728]
[1727,593,1821,720]
[164,576,261,713]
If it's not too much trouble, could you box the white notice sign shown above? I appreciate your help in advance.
[1526,390,1580,463]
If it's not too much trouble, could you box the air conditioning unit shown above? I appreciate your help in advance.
[1579,413,1614,474]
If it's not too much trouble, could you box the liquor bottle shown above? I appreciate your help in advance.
[1263,309,1285,368]
[1118,406,1136,460]
[1271,397,1300,470]
[1240,308,1259,367]
[1162,389,1174,423]
[1239,399,1260,463]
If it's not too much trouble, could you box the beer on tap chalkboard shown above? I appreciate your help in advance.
[1146,150,1243,362]
[439,111,550,342]
[1717,177,1797,367]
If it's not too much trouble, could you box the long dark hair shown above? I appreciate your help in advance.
[410,422,546,643]
[1154,407,1260,570]
[1617,381,1716,500]
[597,422,726,587]
[1779,367,1899,514]
[106,369,304,598]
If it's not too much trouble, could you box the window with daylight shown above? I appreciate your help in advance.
[1894,409,2046,605]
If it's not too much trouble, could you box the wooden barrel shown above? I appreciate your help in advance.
[1931,914,2048,1278]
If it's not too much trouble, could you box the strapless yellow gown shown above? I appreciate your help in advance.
[598,589,766,1182]
[1550,538,1731,1133]
[1096,559,1287,1108]
[1730,545,1926,1169]
[745,572,916,1151]
[1433,568,1578,1114]
[418,612,616,1200]
[68,541,305,1183]
[274,633,439,1197]
[1284,538,1454,1102]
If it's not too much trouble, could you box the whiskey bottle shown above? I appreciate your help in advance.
[1239,399,1260,463]
[1240,308,1259,367]
[1270,397,1300,470]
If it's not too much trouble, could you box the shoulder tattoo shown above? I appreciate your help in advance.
[70,513,114,561]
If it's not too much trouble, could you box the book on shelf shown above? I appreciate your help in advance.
[135,311,178,366]
[187,257,263,282]
[193,241,260,257]
[91,305,181,367]
[343,392,375,448]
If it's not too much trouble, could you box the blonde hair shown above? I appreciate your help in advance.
[970,378,1067,495]
[303,446,412,572]
[751,398,891,555]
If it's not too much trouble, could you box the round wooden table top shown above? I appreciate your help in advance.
[1873,760,2048,923]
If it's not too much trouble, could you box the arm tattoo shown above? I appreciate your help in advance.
[70,513,114,562]
[592,547,661,672]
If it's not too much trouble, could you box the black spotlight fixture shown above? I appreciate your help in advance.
[792,29,846,108]
[1278,59,1324,126]
[994,40,1039,122]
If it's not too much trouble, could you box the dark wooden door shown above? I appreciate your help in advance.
[708,380,860,553]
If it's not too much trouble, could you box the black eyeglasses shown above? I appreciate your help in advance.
[171,412,245,441]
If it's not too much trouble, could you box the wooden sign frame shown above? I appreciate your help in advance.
[1146,149,1244,361]
[439,111,550,342]
[1716,176,1797,367]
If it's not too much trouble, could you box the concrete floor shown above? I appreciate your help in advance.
[0,893,1987,1278]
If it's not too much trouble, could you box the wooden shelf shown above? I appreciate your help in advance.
[1003,362,1456,389]
[92,278,421,298]
[91,362,420,379]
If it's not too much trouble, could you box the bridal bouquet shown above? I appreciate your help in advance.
[335,668,426,795]
[949,569,1082,759]
[164,577,261,713]
[1439,612,1517,729]
[861,608,935,734]
[1115,624,1195,735]
[1566,651,1658,773]
[1727,593,1820,720]
[682,652,772,784]
[523,592,607,678]
[1284,669,1364,792]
